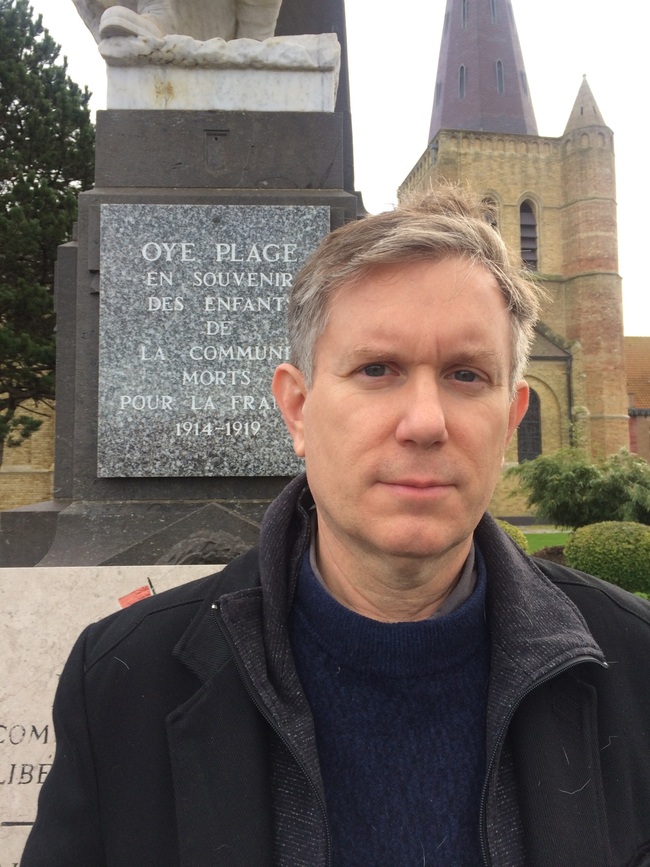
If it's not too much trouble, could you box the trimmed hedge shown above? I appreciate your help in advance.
[564,521,650,594]
[496,519,529,553]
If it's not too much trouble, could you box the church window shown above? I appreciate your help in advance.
[459,65,467,99]
[444,11,450,33]
[462,0,468,28]
[520,70,529,96]
[518,388,542,462]
[496,60,505,94]
[520,200,538,270]
[490,0,497,23]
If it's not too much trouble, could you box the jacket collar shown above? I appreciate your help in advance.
[475,513,605,757]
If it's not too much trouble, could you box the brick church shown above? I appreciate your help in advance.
[399,0,630,515]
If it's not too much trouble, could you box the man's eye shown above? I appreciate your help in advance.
[362,364,390,377]
[452,369,480,382]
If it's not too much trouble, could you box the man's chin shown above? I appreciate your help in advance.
[366,525,474,563]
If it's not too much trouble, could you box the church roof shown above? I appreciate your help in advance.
[428,0,537,143]
[564,76,607,134]
[626,336,650,410]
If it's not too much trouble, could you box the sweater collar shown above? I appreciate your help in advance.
[291,544,488,678]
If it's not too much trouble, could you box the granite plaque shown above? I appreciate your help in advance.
[98,204,330,477]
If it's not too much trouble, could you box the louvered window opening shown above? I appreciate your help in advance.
[520,201,538,270]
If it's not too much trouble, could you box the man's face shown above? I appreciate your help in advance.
[274,257,529,569]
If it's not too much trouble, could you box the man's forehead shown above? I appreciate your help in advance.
[320,257,505,323]
[324,256,498,307]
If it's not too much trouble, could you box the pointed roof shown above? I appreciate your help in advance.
[428,0,537,143]
[564,76,607,133]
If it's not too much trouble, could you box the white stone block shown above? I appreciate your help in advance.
[101,33,341,112]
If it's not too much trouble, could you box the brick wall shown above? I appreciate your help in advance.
[0,404,54,510]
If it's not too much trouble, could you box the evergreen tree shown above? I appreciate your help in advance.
[0,0,94,462]
[508,448,650,529]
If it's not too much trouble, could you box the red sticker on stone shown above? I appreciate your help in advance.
[118,585,152,608]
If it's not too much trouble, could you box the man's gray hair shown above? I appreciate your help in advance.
[288,185,543,394]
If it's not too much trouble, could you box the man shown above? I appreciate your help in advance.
[24,187,650,865]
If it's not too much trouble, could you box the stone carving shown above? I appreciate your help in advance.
[156,531,251,564]
[72,0,284,43]
[99,31,340,72]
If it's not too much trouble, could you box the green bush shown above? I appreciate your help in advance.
[564,521,650,594]
[496,519,529,552]
[507,448,650,529]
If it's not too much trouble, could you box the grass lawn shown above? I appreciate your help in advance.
[524,532,570,553]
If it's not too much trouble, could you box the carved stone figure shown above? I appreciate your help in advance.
[72,0,284,43]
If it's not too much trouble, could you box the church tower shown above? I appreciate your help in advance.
[428,0,536,140]
[400,0,629,515]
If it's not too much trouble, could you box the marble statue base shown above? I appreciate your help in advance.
[101,33,341,111]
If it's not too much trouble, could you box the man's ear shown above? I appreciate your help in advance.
[506,380,530,447]
[272,363,307,458]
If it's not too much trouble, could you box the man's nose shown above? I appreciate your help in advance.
[394,373,449,447]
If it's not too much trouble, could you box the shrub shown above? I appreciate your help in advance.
[533,545,566,566]
[507,448,650,529]
[564,521,650,594]
[495,519,529,552]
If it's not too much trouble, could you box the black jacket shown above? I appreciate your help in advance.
[23,476,650,866]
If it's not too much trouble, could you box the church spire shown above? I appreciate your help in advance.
[428,0,537,143]
[564,76,607,134]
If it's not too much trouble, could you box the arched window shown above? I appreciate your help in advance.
[496,60,504,94]
[459,65,466,99]
[518,388,542,462]
[520,200,538,270]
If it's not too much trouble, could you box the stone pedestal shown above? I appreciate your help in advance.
[0,99,358,565]
[101,33,341,112]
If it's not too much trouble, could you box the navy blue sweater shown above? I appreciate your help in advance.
[288,549,490,866]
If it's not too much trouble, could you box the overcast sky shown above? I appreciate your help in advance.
[27,0,650,335]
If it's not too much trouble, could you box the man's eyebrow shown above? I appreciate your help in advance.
[345,346,395,361]
[449,348,504,366]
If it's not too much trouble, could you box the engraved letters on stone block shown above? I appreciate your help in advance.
[98,203,330,477]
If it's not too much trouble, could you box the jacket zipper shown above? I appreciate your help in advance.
[211,603,333,867]
[479,653,608,866]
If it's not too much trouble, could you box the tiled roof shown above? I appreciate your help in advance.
[626,336,650,409]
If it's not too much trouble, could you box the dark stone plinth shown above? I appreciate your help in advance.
[0,500,68,568]
[37,497,277,567]
[95,111,347,191]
